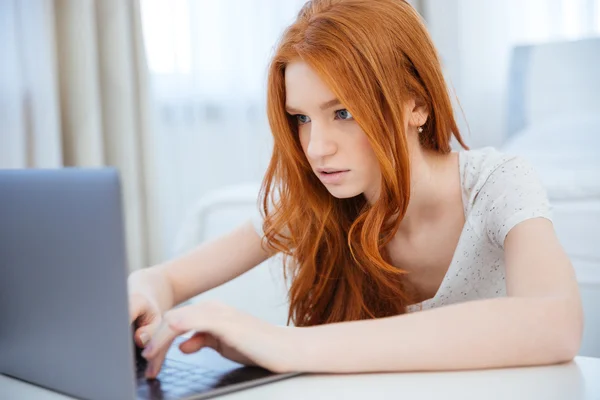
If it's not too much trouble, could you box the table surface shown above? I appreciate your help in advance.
[2,356,599,400]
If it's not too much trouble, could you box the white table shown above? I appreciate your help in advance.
[2,356,599,400]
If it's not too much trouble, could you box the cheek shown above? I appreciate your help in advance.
[356,130,379,169]
[357,133,372,151]
[298,128,310,155]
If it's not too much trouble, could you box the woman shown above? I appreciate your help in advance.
[131,0,583,378]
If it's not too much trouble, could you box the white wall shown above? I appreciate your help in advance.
[424,0,512,148]
[424,0,600,148]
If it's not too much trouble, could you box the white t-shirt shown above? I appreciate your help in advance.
[407,147,552,312]
[254,147,553,313]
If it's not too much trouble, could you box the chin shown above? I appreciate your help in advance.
[324,185,362,199]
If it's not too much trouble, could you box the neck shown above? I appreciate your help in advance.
[400,148,458,234]
[364,142,462,236]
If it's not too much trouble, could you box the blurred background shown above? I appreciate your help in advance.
[1,0,599,355]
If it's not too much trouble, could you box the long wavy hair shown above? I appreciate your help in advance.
[260,0,468,327]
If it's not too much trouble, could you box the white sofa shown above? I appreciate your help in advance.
[502,115,600,358]
[502,38,600,357]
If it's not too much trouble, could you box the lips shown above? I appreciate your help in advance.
[316,169,350,184]
[317,168,349,174]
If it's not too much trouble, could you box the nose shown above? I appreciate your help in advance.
[305,124,338,161]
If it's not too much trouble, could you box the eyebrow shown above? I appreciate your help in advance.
[285,98,342,114]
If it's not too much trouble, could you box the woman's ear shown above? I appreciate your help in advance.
[410,98,429,128]
[405,98,428,129]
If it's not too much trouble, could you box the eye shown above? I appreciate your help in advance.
[335,109,353,120]
[295,114,311,125]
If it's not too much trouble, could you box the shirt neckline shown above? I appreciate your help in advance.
[406,149,469,311]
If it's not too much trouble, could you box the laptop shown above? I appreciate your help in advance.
[0,168,300,400]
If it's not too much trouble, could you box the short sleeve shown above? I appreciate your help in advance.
[481,156,553,248]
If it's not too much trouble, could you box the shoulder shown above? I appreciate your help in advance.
[460,146,541,205]
[460,146,552,248]
[460,147,518,198]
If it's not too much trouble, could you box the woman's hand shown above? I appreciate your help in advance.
[129,292,163,347]
[128,269,175,347]
[141,301,299,378]
[127,267,174,347]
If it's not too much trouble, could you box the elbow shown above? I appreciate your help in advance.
[552,335,581,364]
[552,331,581,363]
[548,299,584,363]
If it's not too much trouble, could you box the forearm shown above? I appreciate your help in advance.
[291,296,582,373]
[154,220,271,306]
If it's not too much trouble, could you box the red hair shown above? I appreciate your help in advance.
[260,0,467,326]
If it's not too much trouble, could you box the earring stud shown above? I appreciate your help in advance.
[417,126,423,133]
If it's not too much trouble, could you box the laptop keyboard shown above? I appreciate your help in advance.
[135,355,228,400]
[132,334,276,400]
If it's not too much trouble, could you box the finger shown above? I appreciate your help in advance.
[145,344,170,379]
[178,333,204,353]
[135,318,162,348]
[179,332,212,354]
[183,333,256,366]
[128,294,146,325]
[143,316,182,379]
[142,316,182,359]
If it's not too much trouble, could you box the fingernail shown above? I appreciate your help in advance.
[140,332,150,346]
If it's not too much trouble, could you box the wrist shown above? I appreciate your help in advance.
[128,267,174,312]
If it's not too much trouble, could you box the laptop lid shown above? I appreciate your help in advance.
[0,168,138,400]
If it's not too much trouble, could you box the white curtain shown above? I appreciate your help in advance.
[423,0,600,148]
[140,0,312,258]
[0,0,163,271]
